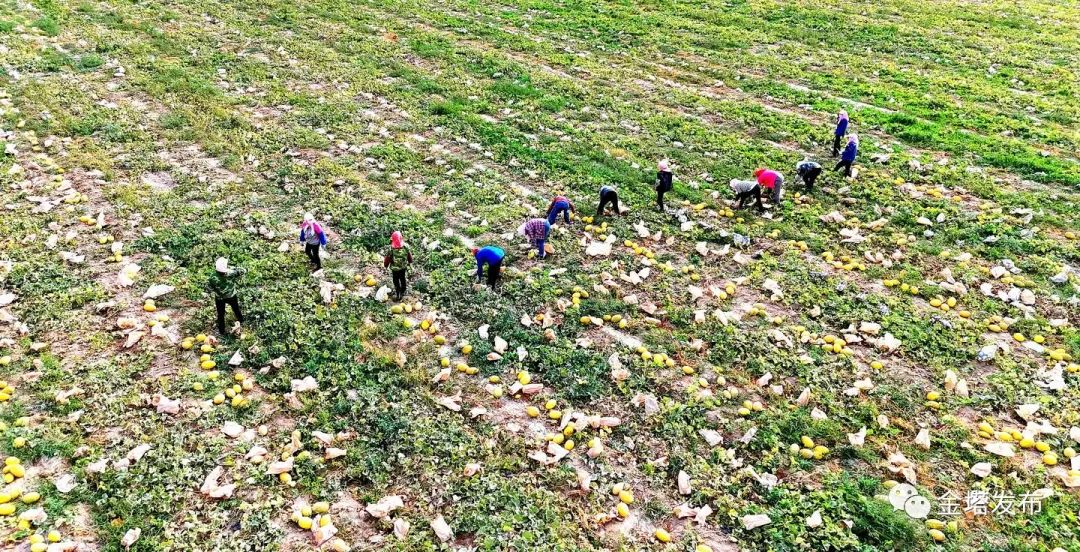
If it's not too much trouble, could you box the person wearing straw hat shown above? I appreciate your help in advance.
[298,212,327,271]
[209,257,245,334]
[383,231,413,301]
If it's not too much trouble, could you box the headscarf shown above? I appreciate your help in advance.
[753,167,765,177]
[838,110,849,121]
[215,257,230,273]
[658,159,670,172]
[471,247,480,257]
[300,212,322,234]
[848,133,859,146]
[390,231,403,249]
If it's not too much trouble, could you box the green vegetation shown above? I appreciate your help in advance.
[0,0,1077,550]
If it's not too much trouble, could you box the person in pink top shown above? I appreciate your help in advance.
[753,168,785,206]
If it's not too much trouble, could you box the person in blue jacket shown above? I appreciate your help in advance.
[831,110,849,157]
[472,245,505,288]
[299,213,328,270]
[834,134,858,177]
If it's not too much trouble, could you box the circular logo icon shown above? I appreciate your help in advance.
[888,483,917,510]
[904,495,931,519]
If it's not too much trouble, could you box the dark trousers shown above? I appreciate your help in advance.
[596,190,620,216]
[656,188,668,210]
[214,296,243,333]
[832,135,843,156]
[834,160,853,177]
[801,168,822,191]
[481,260,502,288]
[735,185,764,212]
[391,269,407,298]
[304,243,321,269]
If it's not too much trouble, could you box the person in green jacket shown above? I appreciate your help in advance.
[209,257,245,334]
[383,231,413,301]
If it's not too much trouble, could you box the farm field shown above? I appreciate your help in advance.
[0,0,1078,550]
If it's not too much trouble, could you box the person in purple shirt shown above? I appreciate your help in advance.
[831,110,849,157]
[472,246,505,288]
[519,218,552,258]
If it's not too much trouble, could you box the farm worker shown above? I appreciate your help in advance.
[753,167,784,205]
[834,134,858,177]
[519,218,552,259]
[795,159,822,192]
[729,179,764,213]
[596,185,622,217]
[383,231,413,301]
[546,194,575,225]
[209,257,244,334]
[831,110,849,156]
[472,246,505,288]
[298,213,327,271]
[655,159,673,211]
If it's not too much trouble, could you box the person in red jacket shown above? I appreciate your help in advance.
[753,168,784,206]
